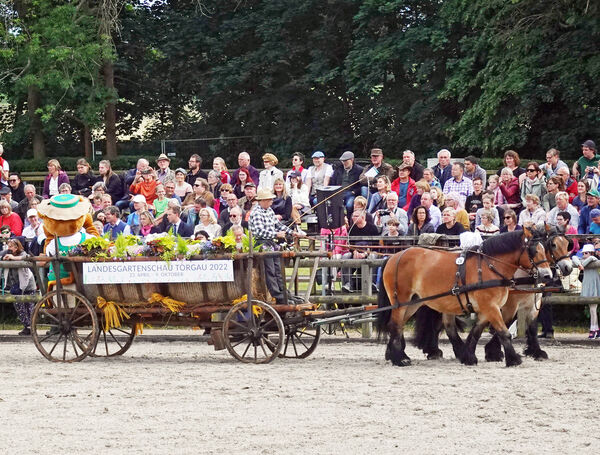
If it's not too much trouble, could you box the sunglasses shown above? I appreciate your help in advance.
[221,189,230,192]
[8,179,17,182]
[504,216,512,219]
[194,184,201,187]
[526,169,536,173]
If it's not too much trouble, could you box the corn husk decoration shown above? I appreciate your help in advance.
[96,297,131,332]
[147,293,186,313]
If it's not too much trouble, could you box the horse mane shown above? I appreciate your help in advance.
[479,230,524,256]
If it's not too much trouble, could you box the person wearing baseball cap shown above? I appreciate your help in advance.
[573,139,600,180]
[359,148,396,200]
[307,151,333,205]
[330,151,364,216]
[156,153,175,185]
[248,188,305,305]
[579,188,600,233]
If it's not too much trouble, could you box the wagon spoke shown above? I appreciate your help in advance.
[62,336,68,361]
[294,334,310,351]
[253,344,257,361]
[241,340,252,359]
[48,333,64,356]
[291,335,299,357]
[39,309,59,324]
[259,339,269,358]
[71,313,90,326]
[108,330,125,349]
[229,319,247,330]
[262,335,277,349]
[69,334,80,358]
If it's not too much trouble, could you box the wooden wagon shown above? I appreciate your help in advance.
[30,251,326,364]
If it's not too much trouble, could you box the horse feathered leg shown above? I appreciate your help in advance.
[386,322,411,366]
[484,328,504,362]
[486,307,522,367]
[524,318,548,360]
[462,319,488,365]
[442,313,466,362]
[414,306,444,360]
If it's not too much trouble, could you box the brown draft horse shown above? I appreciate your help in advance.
[377,227,552,367]
[413,225,573,364]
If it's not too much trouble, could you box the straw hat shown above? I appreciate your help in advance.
[255,188,276,201]
[37,194,91,221]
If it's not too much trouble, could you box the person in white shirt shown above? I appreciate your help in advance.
[421,192,441,230]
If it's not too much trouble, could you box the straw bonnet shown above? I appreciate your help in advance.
[255,188,276,201]
[37,194,91,221]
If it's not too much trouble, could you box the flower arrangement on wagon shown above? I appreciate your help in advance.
[68,231,258,261]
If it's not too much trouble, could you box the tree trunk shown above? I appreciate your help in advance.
[83,124,92,159]
[103,60,117,160]
[27,85,46,160]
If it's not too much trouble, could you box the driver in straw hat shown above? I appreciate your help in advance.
[249,188,306,305]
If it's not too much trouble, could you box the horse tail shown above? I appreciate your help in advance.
[376,256,392,341]
[413,306,443,349]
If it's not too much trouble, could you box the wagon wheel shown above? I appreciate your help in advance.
[90,321,136,357]
[280,322,321,359]
[31,289,99,363]
[223,300,284,364]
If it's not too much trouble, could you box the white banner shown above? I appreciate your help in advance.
[82,260,234,284]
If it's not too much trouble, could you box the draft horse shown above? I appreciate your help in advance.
[413,225,573,363]
[377,227,552,367]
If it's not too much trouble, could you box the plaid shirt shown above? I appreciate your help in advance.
[442,176,474,205]
[249,205,293,240]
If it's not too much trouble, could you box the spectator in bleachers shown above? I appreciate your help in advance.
[573,180,589,213]
[174,168,192,199]
[121,158,149,210]
[98,160,124,208]
[542,176,563,212]
[287,171,310,216]
[42,159,69,199]
[126,194,147,235]
[443,162,473,206]
[547,191,578,228]
[285,153,309,186]
[193,208,221,240]
[407,205,434,235]
[422,168,441,189]
[464,155,487,188]
[518,194,546,226]
[589,209,600,234]
[0,200,22,235]
[1,238,36,335]
[232,152,259,186]
[272,178,292,224]
[443,192,470,231]
[373,192,408,236]
[429,187,445,212]
[330,151,363,216]
[540,148,568,179]
[233,168,254,199]
[8,173,25,203]
[186,154,208,185]
[72,158,97,197]
[152,185,168,219]
[496,150,526,183]
[58,183,71,195]
[404,179,430,218]
[306,151,333,205]
[572,243,600,339]
[466,177,484,228]
[154,199,187,232]
[436,207,466,235]
[499,209,521,233]
[91,192,103,212]
[432,149,452,189]
[475,192,500,227]
[555,211,578,251]
[238,182,257,215]
[572,139,599,181]
[207,170,222,202]
[0,186,18,211]
[487,175,505,206]
[367,175,392,213]
[156,153,175,184]
[163,180,180,203]
[555,167,578,202]
[103,206,130,239]
[359,148,396,200]
[183,178,213,210]
[101,194,112,210]
[402,150,424,182]
[520,161,546,203]
[342,209,378,293]
[0,144,10,186]
[129,166,158,206]
[212,157,231,184]
[476,210,500,235]
[222,206,247,235]
[391,163,417,211]
[138,210,156,238]
[22,208,43,240]
[352,196,374,224]
[218,193,240,228]
[499,167,521,212]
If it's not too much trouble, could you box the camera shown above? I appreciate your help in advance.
[378,210,391,216]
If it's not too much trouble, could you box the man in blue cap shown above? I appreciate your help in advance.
[579,188,600,233]
[306,150,333,206]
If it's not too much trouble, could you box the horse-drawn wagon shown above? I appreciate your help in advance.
[30,251,325,364]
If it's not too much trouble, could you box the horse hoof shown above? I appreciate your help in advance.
[534,350,548,361]
[505,355,522,367]
[485,351,504,362]
[427,349,443,360]
[462,355,478,366]
[385,346,391,361]
[391,357,412,367]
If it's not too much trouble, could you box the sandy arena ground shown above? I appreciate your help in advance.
[0,330,597,454]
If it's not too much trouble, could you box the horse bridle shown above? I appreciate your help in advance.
[544,232,572,264]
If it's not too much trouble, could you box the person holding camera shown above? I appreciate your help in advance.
[129,166,159,206]
[373,192,408,235]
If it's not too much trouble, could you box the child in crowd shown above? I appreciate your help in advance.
[573,244,600,339]
[589,208,600,234]
[153,184,169,218]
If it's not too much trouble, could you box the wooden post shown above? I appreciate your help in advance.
[361,263,372,339]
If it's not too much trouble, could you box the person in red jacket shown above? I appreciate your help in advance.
[391,163,417,211]
[0,200,22,236]
[555,167,578,203]
[499,167,522,214]
[129,168,159,205]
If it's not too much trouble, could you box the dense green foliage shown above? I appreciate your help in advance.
[0,0,599,164]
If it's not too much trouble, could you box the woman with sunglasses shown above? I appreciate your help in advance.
[499,209,521,233]
[520,161,546,204]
